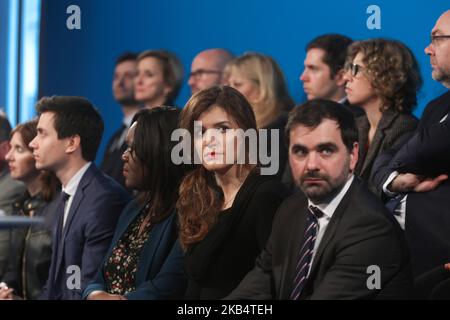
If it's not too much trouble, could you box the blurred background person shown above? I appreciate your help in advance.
[0,114,26,280]
[188,48,234,95]
[177,86,290,299]
[343,39,422,191]
[225,52,295,179]
[101,52,141,190]
[0,120,60,300]
[84,107,191,300]
[134,50,183,109]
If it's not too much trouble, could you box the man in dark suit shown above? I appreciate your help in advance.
[227,100,411,300]
[29,96,130,299]
[371,10,450,277]
[283,34,364,191]
[101,52,140,190]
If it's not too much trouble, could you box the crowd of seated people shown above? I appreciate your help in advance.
[0,9,449,300]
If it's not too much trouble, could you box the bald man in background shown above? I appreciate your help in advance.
[188,48,233,95]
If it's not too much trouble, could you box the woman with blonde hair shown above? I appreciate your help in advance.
[177,86,290,299]
[134,50,184,108]
[225,52,294,179]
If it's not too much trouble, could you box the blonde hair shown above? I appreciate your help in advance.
[224,52,293,128]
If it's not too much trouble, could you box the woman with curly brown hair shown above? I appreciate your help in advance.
[177,86,290,299]
[343,39,422,190]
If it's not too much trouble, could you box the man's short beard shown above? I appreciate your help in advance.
[297,164,350,203]
[433,67,450,88]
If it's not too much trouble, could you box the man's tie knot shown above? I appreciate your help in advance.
[308,205,324,220]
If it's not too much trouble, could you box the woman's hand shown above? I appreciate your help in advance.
[0,287,22,300]
[86,291,127,300]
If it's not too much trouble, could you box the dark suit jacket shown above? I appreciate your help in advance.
[226,177,412,300]
[371,91,450,276]
[355,110,418,191]
[82,200,186,300]
[41,164,131,300]
[100,125,128,189]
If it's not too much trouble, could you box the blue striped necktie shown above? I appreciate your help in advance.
[290,205,323,300]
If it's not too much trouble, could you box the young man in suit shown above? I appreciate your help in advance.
[227,99,412,300]
[100,52,140,189]
[371,10,450,278]
[29,96,130,300]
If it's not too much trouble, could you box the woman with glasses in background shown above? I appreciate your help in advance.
[343,39,422,192]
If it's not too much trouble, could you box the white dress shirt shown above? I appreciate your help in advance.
[61,162,92,228]
[307,175,354,275]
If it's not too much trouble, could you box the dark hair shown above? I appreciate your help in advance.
[0,114,12,142]
[137,50,184,106]
[177,86,257,249]
[11,119,60,202]
[116,52,138,66]
[285,99,358,152]
[36,96,104,162]
[131,107,192,222]
[346,39,422,113]
[306,34,353,77]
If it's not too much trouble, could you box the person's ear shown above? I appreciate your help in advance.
[334,69,347,87]
[349,142,359,172]
[65,135,81,154]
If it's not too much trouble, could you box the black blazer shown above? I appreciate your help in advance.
[227,177,412,300]
[184,172,290,299]
[355,110,418,191]
[371,90,450,277]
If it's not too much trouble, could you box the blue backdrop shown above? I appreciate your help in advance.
[37,0,449,163]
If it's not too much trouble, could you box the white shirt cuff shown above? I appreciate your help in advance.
[383,171,400,197]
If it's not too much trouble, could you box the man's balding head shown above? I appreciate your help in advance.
[425,10,450,88]
[188,48,234,95]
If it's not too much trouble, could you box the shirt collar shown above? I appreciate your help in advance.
[62,162,92,197]
[308,175,354,219]
[123,110,139,128]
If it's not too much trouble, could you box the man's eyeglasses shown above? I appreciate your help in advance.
[189,69,222,79]
[430,35,450,45]
[347,63,365,77]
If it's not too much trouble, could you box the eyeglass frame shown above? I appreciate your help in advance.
[189,69,222,79]
[346,63,366,77]
[430,35,450,45]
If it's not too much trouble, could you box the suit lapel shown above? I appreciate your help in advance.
[54,164,96,275]
[360,111,397,177]
[307,179,357,283]
[279,198,308,299]
[135,213,175,284]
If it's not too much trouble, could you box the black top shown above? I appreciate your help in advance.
[184,171,291,299]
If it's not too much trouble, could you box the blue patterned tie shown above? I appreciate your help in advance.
[290,205,323,300]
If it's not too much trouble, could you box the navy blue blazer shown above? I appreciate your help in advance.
[41,164,130,300]
[82,200,186,300]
